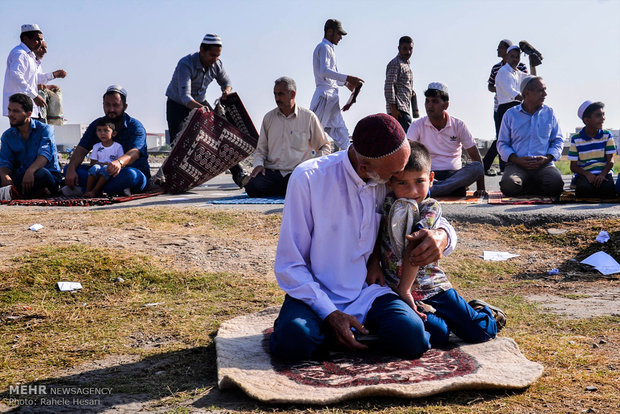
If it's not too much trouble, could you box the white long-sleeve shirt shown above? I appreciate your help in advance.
[312,38,347,93]
[495,63,528,106]
[274,150,457,323]
[3,43,47,118]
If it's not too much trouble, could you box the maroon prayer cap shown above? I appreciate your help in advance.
[352,113,406,159]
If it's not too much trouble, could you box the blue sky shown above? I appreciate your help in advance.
[1,0,619,142]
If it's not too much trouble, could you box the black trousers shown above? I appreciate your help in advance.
[245,169,290,197]
[483,101,520,172]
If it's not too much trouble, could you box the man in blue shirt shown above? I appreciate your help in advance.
[64,85,150,196]
[0,93,61,196]
[497,76,565,197]
[164,33,247,188]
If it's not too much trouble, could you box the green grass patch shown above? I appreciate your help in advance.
[0,244,282,388]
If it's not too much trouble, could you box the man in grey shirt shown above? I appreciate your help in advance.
[165,33,246,187]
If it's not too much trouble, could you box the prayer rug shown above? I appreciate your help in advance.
[0,191,163,207]
[559,191,620,204]
[162,93,259,194]
[206,195,285,205]
[435,191,485,204]
[487,191,556,205]
[216,307,544,404]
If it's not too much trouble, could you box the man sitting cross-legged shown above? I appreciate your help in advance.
[245,76,330,198]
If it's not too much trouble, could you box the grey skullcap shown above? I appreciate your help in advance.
[106,84,127,98]
[500,39,513,47]
[519,75,541,95]
[202,33,222,46]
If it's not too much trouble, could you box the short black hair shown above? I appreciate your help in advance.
[103,90,126,105]
[583,102,605,120]
[19,30,41,43]
[402,141,432,174]
[200,43,221,53]
[424,88,449,102]
[9,93,33,113]
[399,36,413,46]
[95,118,116,131]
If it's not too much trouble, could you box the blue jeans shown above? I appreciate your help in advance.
[13,167,61,194]
[66,164,147,196]
[269,294,430,361]
[422,288,497,347]
[88,164,112,179]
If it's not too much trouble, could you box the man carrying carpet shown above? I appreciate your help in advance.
[270,113,456,361]
[164,33,247,188]
[245,76,330,198]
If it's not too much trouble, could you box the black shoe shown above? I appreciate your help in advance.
[519,40,543,66]
[232,172,250,188]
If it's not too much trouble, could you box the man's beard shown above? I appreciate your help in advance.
[9,118,27,128]
[367,170,388,185]
[104,111,124,123]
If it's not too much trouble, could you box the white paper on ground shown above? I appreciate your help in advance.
[29,223,44,231]
[483,251,520,261]
[596,231,610,243]
[57,281,83,292]
[581,251,620,275]
[167,198,189,201]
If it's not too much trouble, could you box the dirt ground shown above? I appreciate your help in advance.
[1,208,618,413]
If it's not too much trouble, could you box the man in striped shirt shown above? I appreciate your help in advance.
[384,36,419,133]
[568,101,616,198]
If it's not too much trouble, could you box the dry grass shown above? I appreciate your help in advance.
[0,210,618,413]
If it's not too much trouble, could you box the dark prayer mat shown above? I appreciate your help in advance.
[161,93,258,194]
[0,191,163,207]
[487,191,556,205]
[216,307,543,404]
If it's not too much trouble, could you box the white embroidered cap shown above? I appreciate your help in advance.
[21,24,41,33]
[427,82,449,94]
[577,100,594,120]
[202,33,222,46]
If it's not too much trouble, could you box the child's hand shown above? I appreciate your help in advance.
[592,173,607,188]
[366,266,385,286]
[397,290,427,321]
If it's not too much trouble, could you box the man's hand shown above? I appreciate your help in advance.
[64,167,79,189]
[21,170,35,194]
[406,228,449,267]
[474,189,488,197]
[511,155,547,170]
[220,86,232,101]
[390,107,401,119]
[106,160,123,177]
[53,69,67,79]
[590,173,608,188]
[250,165,265,178]
[345,75,364,91]
[1,174,13,187]
[33,95,47,108]
[324,310,369,351]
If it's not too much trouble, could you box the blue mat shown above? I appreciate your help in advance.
[206,195,285,204]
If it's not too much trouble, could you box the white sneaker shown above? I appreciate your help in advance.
[122,188,131,196]
[61,185,83,196]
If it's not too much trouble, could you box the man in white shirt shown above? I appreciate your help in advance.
[270,113,456,361]
[310,19,364,151]
[3,24,66,120]
[407,82,486,197]
[245,77,330,198]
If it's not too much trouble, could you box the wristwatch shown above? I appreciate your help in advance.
[118,159,125,168]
